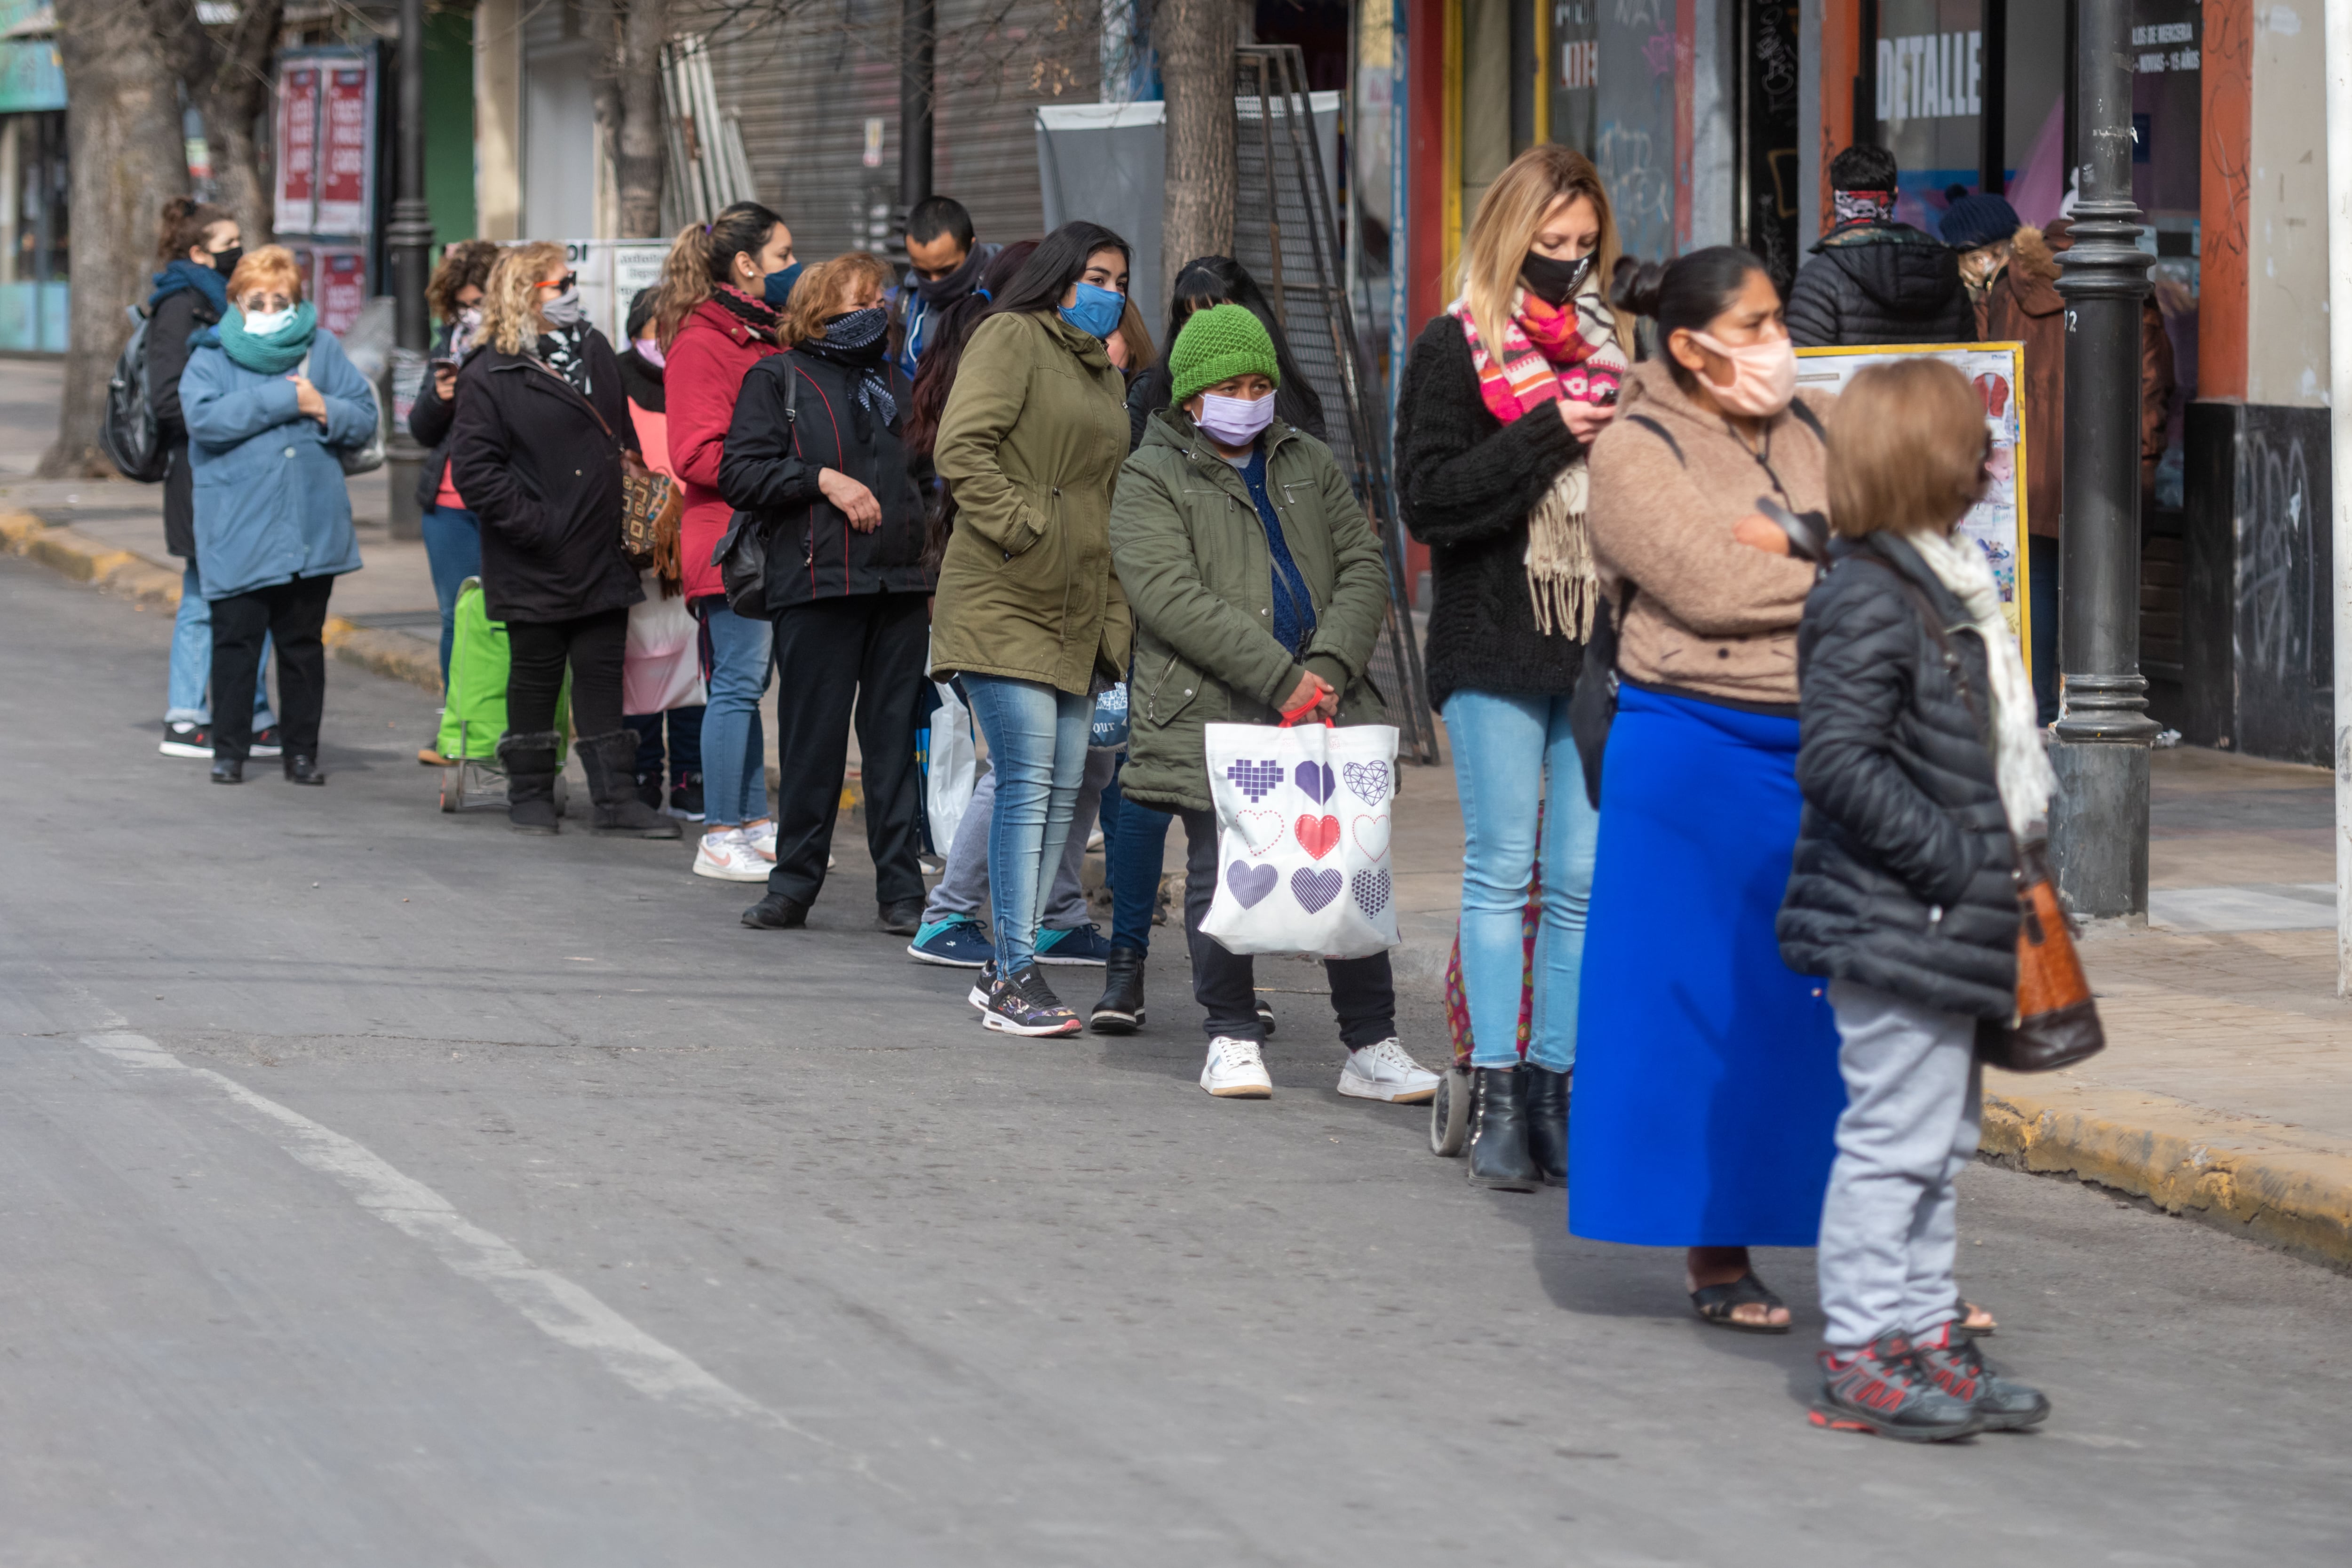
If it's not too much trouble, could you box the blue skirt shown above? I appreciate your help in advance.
[1567,686,1845,1247]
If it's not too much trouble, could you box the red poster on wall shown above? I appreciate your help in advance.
[314,62,374,238]
[315,249,368,337]
[273,64,321,235]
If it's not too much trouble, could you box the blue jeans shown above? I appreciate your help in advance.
[420,505,483,686]
[961,675,1092,973]
[699,602,773,829]
[1445,690,1601,1073]
[1106,765,1173,953]
[167,560,275,727]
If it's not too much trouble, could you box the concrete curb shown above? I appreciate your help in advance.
[4,509,445,697]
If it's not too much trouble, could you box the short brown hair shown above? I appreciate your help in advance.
[779,252,893,347]
[225,246,305,304]
[1826,358,1988,538]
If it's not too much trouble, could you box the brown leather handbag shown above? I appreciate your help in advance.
[1976,840,2106,1072]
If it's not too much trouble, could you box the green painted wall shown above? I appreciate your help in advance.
[424,10,477,245]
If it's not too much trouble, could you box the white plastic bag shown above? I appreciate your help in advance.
[1199,719,1401,960]
[926,680,978,857]
[622,572,707,716]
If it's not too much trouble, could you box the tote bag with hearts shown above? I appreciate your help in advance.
[1199,719,1402,960]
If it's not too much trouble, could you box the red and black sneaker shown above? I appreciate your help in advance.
[1909,1321,2051,1431]
[1811,1334,1985,1442]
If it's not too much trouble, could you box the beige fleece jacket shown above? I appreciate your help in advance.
[1585,360,1831,707]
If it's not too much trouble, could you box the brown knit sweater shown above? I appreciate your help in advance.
[1585,361,1831,707]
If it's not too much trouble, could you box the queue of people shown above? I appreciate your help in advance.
[138,146,2057,1440]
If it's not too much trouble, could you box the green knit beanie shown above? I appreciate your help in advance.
[1168,302,1281,404]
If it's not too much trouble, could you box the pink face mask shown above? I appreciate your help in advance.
[633,335,666,369]
[1687,330,1797,418]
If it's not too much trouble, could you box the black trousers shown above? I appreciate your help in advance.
[506,607,629,739]
[766,592,930,907]
[209,573,334,761]
[1178,807,1396,1048]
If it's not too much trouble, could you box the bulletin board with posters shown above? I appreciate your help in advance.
[1793,342,2031,673]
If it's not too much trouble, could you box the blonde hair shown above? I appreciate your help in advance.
[1826,359,1989,538]
[482,241,569,355]
[225,245,304,304]
[779,252,893,347]
[1457,145,1625,356]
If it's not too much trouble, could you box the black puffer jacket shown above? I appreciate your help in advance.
[1777,531,2020,1019]
[147,288,218,558]
[1395,314,1588,708]
[717,347,934,611]
[1785,222,1972,348]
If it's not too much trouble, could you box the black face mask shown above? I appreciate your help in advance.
[1520,250,1594,307]
[208,244,244,278]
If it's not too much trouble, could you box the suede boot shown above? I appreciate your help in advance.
[578,730,682,837]
[1524,1064,1570,1187]
[1466,1066,1539,1191]
[497,730,564,834]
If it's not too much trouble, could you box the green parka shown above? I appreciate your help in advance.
[929,310,1133,693]
[1111,407,1393,814]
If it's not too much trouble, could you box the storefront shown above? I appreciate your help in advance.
[0,0,67,354]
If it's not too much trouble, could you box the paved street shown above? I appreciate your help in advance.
[2,553,2348,1563]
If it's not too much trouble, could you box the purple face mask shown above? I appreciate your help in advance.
[1196,390,1276,447]
[633,335,666,369]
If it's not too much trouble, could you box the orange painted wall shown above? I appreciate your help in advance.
[2199,0,2251,400]
[1819,0,1859,228]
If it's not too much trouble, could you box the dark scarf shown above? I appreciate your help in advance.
[617,346,665,414]
[912,243,993,306]
[150,256,229,317]
[796,307,896,433]
[534,322,591,394]
[711,283,780,340]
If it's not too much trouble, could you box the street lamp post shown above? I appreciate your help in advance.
[2048,0,2158,919]
[383,0,435,544]
[898,0,935,235]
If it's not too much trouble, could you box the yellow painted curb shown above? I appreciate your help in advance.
[1981,1080,2352,1271]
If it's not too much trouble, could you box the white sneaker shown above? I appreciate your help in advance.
[692,829,771,882]
[1337,1038,1441,1104]
[742,820,778,861]
[1200,1035,1273,1098]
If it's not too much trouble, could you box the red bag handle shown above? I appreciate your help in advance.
[1278,694,1333,728]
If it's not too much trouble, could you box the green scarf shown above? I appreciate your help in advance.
[218,301,319,375]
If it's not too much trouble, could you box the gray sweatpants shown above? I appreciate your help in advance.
[1816,979,1983,1351]
[923,748,1115,931]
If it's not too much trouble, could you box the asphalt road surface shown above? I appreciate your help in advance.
[2,554,2347,1566]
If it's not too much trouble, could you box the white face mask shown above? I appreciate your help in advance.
[242,306,294,337]
[1197,389,1276,447]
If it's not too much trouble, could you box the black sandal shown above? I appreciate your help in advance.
[1690,1273,1791,1334]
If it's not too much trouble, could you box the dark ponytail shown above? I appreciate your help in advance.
[156,196,232,263]
[654,200,788,346]
[1610,245,1771,390]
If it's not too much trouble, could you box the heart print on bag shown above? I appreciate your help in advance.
[1342,760,1390,807]
[1225,758,1285,803]
[1351,813,1390,860]
[1227,860,1278,908]
[1351,868,1392,919]
[1294,761,1335,804]
[1235,809,1286,856]
[1295,814,1341,860]
[1291,867,1342,913]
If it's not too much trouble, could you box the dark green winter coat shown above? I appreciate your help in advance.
[1110,407,1392,814]
[929,310,1133,694]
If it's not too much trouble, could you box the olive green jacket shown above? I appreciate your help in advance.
[1110,407,1392,814]
[929,310,1133,694]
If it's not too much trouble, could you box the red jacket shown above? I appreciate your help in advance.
[666,297,781,601]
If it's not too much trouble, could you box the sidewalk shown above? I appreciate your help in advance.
[9,361,2351,1270]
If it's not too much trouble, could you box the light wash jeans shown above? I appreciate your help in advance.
[924,748,1112,931]
[167,561,276,727]
[699,603,774,829]
[1817,979,1982,1350]
[961,675,1092,972]
[1443,690,1599,1073]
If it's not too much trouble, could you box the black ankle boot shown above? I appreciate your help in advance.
[1524,1064,1569,1187]
[282,753,326,785]
[578,730,682,837]
[1090,945,1146,1034]
[1466,1067,1539,1191]
[498,730,563,834]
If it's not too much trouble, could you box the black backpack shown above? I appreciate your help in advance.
[100,304,171,483]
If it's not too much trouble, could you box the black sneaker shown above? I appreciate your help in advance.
[668,772,705,821]
[1908,1321,2051,1431]
[974,963,1083,1037]
[635,772,665,812]
[249,726,283,760]
[160,720,212,758]
[1811,1335,1985,1442]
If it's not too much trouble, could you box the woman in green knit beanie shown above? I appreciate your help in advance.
[1100,303,1442,1105]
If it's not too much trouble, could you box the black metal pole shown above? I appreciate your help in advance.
[383,0,434,542]
[2049,0,2157,918]
[1979,0,2007,194]
[897,0,935,247]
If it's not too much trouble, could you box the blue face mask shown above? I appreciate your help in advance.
[763,261,803,309]
[1058,280,1125,340]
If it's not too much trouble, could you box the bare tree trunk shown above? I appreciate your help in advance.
[143,0,284,245]
[1156,0,1237,295]
[591,0,667,238]
[44,0,188,478]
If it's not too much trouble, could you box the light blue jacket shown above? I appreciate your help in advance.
[181,327,373,600]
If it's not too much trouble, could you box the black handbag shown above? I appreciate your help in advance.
[710,361,796,617]
[1567,585,1629,809]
